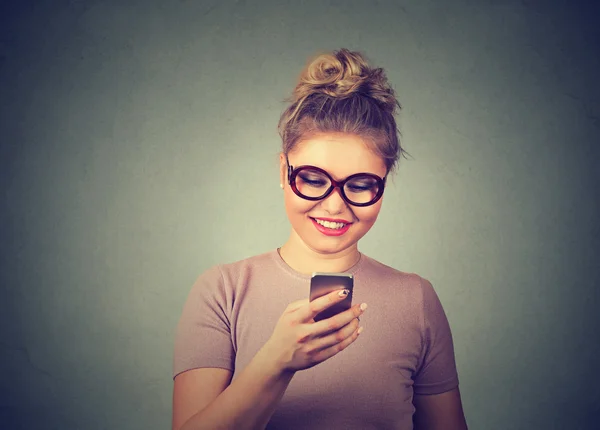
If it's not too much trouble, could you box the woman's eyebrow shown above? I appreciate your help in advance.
[331,170,380,181]
[295,161,381,179]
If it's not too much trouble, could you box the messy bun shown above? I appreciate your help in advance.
[278,48,409,175]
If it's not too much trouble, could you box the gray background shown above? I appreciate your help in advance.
[1,0,599,429]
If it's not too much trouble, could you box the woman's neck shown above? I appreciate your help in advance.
[278,238,361,275]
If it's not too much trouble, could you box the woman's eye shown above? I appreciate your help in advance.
[299,174,327,187]
[347,184,373,192]
[304,179,327,187]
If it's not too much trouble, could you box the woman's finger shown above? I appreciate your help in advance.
[285,298,309,313]
[296,288,351,323]
[310,324,363,362]
[311,302,365,337]
[309,317,360,351]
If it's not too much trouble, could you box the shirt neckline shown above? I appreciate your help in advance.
[270,248,366,281]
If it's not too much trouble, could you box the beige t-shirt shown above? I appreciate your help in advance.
[173,249,459,429]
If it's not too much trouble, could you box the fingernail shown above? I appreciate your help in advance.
[357,327,364,335]
[338,289,349,297]
[360,303,368,311]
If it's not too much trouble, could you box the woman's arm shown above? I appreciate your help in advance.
[173,368,233,429]
[174,290,365,430]
[413,387,468,430]
[175,346,295,430]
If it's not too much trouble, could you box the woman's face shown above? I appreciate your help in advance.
[279,132,388,256]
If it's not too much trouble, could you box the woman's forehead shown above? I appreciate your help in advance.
[291,133,386,176]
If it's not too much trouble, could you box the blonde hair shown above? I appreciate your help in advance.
[278,48,410,176]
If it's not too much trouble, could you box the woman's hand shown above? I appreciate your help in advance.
[262,289,366,373]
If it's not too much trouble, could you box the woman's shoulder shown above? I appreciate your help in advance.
[188,250,279,296]
[200,249,284,288]
[358,255,445,319]
[218,249,278,273]
[192,250,275,282]
[359,253,432,290]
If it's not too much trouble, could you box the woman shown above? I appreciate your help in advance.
[172,48,468,430]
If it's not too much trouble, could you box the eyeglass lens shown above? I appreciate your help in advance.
[295,168,381,205]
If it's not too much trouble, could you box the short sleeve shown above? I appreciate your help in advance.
[413,277,460,395]
[173,265,235,379]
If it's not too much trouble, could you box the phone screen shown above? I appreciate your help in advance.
[310,272,354,322]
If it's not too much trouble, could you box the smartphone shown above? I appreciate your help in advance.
[310,272,354,322]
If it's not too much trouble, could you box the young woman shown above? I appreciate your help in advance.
[172,48,468,430]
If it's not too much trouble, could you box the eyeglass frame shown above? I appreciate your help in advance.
[285,154,387,207]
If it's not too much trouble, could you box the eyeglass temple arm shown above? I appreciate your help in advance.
[286,154,293,182]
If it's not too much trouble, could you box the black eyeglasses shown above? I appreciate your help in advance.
[286,155,386,207]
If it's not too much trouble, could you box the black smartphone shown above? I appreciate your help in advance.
[310,272,354,322]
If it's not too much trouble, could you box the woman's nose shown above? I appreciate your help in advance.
[320,186,348,213]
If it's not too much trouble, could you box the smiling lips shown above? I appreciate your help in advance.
[310,217,353,236]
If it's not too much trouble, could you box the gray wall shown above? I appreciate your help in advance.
[1,1,598,429]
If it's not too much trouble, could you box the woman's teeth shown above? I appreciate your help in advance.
[315,219,346,229]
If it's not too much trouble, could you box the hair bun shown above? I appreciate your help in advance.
[279,48,408,176]
[292,48,398,114]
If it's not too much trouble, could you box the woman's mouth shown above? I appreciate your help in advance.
[310,217,352,236]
